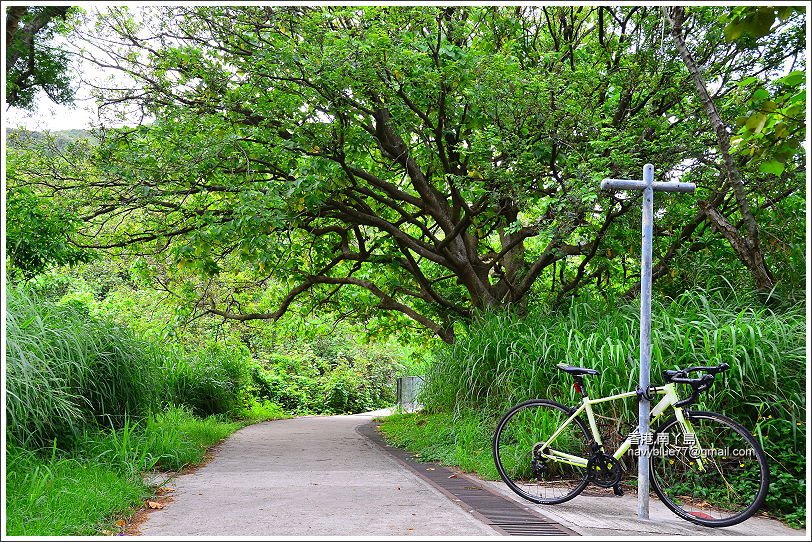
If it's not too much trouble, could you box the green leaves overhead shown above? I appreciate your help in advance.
[6,187,93,279]
[730,66,805,177]
[5,6,81,108]
[12,5,807,340]
[721,6,801,42]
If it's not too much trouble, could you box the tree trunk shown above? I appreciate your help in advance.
[663,6,775,292]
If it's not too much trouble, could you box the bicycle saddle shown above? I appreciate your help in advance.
[556,363,600,376]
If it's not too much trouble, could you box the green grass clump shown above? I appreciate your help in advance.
[379,411,499,478]
[76,406,244,474]
[160,343,252,417]
[144,407,242,470]
[236,398,288,424]
[6,286,160,447]
[5,445,149,536]
[5,405,281,536]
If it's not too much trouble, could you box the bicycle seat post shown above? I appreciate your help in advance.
[572,376,588,398]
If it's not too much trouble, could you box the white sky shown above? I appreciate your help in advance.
[5,92,96,132]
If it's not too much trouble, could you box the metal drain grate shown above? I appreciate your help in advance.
[358,422,578,536]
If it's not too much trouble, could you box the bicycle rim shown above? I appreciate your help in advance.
[493,399,591,504]
[650,411,769,527]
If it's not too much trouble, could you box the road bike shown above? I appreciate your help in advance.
[492,362,769,528]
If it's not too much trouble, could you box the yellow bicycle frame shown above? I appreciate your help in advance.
[539,383,703,469]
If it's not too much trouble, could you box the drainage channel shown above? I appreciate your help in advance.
[357,422,578,536]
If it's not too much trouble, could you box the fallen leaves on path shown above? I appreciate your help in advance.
[146,500,165,510]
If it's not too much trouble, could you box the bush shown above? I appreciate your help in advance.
[247,345,403,414]
[159,343,252,417]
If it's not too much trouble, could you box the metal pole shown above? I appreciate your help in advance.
[637,163,654,519]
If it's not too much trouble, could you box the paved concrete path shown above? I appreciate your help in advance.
[139,411,497,536]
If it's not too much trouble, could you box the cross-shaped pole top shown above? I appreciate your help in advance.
[601,164,696,194]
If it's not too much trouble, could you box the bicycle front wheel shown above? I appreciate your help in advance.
[650,410,769,527]
[493,399,591,504]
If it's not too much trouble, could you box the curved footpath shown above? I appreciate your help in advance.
[138,410,498,536]
[138,410,803,537]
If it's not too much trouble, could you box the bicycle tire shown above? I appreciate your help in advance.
[493,399,591,504]
[650,410,769,527]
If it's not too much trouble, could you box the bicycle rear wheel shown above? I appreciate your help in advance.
[650,410,769,527]
[493,399,591,504]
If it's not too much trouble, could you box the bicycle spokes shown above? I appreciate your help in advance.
[650,412,768,527]
[494,400,591,504]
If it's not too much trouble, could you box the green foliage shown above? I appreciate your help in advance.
[160,343,252,417]
[5,187,93,279]
[248,337,405,415]
[5,285,283,448]
[5,444,148,536]
[5,6,79,108]
[729,68,805,181]
[721,6,802,41]
[756,415,806,528]
[76,406,244,473]
[20,6,804,340]
[421,291,804,421]
[235,398,287,424]
[5,286,160,447]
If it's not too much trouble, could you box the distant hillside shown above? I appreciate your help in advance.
[6,128,96,151]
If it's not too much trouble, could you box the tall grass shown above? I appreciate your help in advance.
[76,406,242,474]
[160,343,252,417]
[422,290,805,426]
[5,287,263,448]
[6,287,160,448]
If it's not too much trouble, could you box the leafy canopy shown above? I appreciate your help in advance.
[14,6,806,339]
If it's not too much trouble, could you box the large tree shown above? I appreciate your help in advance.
[663,6,802,293]
[15,6,805,341]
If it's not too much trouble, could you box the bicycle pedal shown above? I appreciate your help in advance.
[613,484,624,497]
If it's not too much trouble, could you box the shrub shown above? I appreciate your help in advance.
[159,343,252,417]
[247,344,403,414]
